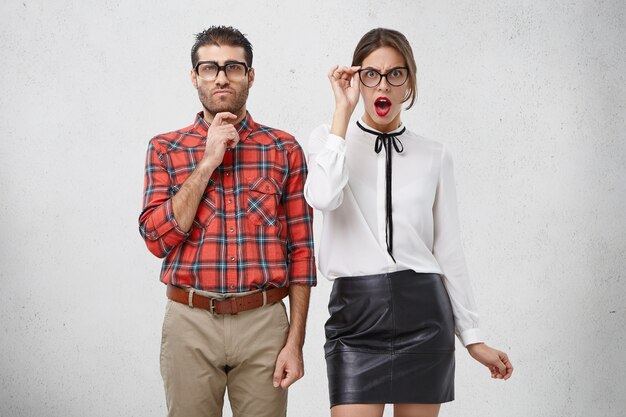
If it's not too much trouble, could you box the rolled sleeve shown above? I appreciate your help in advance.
[283,142,317,286]
[139,139,188,258]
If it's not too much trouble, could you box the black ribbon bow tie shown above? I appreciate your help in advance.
[356,121,406,262]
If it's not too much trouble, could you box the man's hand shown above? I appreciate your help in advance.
[199,112,239,170]
[272,343,304,390]
[272,285,310,390]
[172,111,238,231]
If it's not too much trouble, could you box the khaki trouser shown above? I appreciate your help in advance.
[160,290,289,417]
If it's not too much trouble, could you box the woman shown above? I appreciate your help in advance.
[304,28,513,417]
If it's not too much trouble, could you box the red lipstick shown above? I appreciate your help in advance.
[374,96,391,117]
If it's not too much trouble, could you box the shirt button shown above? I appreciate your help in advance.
[227,199,233,204]
[230,256,235,261]
[225,172,230,176]
[265,186,270,191]
[229,227,235,233]
[229,284,235,290]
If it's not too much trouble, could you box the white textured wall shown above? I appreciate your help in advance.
[1,1,625,416]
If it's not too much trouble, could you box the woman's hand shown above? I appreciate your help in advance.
[467,343,513,380]
[328,65,361,138]
[328,65,361,113]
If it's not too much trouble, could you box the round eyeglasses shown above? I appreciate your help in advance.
[194,61,250,81]
[357,67,409,88]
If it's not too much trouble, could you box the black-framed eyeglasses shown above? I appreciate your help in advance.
[357,67,409,88]
[194,60,250,81]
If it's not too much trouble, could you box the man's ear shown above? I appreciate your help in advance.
[247,67,255,88]
[190,69,198,89]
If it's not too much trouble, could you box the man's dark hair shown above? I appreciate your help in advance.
[191,26,253,68]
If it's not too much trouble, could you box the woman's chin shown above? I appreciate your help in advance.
[365,108,401,130]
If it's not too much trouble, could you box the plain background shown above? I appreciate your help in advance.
[1,1,625,416]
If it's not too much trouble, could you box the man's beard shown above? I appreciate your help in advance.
[198,85,249,119]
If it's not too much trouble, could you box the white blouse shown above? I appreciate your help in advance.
[304,120,483,346]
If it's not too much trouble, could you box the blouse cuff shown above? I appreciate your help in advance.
[459,328,483,347]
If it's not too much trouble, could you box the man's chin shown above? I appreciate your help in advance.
[210,107,236,114]
[205,105,243,118]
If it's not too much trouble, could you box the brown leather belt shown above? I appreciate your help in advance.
[166,284,289,315]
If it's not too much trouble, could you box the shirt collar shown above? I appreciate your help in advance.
[357,117,405,136]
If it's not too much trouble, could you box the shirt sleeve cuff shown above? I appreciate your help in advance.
[288,258,317,286]
[459,328,483,347]
[325,134,347,154]
[149,199,188,241]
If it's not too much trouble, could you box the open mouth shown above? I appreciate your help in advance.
[374,97,391,117]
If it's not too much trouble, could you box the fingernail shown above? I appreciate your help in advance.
[273,381,279,388]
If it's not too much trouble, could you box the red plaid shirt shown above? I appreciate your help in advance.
[139,111,316,292]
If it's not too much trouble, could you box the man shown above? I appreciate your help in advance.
[139,26,316,417]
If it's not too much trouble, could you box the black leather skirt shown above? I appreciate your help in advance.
[324,270,455,406]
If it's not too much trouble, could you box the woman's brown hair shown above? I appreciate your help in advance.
[352,28,418,109]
